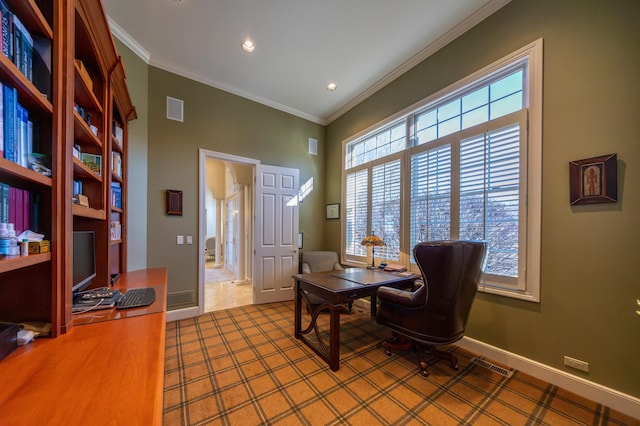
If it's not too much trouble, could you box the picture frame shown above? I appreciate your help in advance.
[326,203,340,220]
[166,189,183,215]
[569,153,617,205]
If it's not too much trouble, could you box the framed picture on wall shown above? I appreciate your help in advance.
[326,203,339,220]
[569,153,617,205]
[166,189,183,215]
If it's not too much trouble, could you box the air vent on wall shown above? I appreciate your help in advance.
[308,138,317,155]
[166,96,184,122]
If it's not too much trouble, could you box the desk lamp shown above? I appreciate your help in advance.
[360,233,386,269]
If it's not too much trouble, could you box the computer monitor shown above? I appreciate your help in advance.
[72,231,96,294]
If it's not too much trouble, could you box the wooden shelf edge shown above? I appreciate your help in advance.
[0,158,53,187]
[5,0,53,39]
[74,61,102,113]
[73,111,103,148]
[72,204,106,220]
[73,157,103,182]
[0,252,51,273]
[0,54,54,114]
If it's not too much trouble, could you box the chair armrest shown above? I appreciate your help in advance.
[377,280,426,307]
[301,263,311,274]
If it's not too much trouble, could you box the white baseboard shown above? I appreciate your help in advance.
[457,337,640,419]
[166,306,200,322]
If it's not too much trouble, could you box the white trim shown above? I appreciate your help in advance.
[457,337,640,419]
[166,306,199,322]
[108,18,151,63]
[198,150,260,317]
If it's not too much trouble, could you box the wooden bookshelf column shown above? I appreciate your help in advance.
[0,0,135,337]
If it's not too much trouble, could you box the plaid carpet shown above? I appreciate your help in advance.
[163,302,638,425]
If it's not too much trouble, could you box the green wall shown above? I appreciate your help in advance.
[326,0,640,397]
[145,68,325,307]
[114,39,149,272]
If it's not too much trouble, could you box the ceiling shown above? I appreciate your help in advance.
[102,0,510,125]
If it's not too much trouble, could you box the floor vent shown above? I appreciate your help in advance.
[471,357,514,378]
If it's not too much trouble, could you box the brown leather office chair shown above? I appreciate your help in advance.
[376,240,487,376]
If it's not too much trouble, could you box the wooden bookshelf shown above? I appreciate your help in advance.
[0,0,135,336]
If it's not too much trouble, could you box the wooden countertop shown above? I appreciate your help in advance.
[0,268,168,425]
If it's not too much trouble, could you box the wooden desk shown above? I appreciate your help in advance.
[293,268,416,371]
[0,268,167,426]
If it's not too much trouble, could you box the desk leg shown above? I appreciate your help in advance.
[328,305,341,371]
[370,294,377,317]
[294,280,301,339]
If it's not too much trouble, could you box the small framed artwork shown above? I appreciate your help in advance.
[569,153,617,205]
[298,232,303,249]
[166,189,183,215]
[326,203,340,220]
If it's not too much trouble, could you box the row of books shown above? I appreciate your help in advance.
[0,181,37,235]
[1,82,34,168]
[1,0,33,81]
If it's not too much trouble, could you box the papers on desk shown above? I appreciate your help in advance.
[332,268,414,285]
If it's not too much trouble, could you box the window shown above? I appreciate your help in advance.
[342,40,542,301]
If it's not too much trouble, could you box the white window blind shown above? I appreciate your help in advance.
[410,145,452,252]
[345,169,368,257]
[371,160,401,261]
[459,123,521,283]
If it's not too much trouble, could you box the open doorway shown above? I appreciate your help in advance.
[199,149,300,315]
[200,151,257,313]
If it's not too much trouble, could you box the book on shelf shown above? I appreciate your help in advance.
[0,181,32,234]
[0,2,34,82]
[80,152,102,175]
[112,121,123,149]
[111,181,121,209]
[110,220,121,240]
[111,151,122,178]
[2,82,35,168]
[0,0,12,61]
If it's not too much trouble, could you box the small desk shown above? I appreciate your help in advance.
[293,268,416,371]
[0,268,167,426]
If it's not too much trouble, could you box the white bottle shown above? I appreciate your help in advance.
[0,223,9,256]
[21,239,29,256]
[6,224,19,256]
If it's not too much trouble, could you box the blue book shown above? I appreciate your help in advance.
[0,182,9,223]
[2,85,16,162]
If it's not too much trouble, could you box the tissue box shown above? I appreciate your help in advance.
[28,240,50,254]
[0,323,19,361]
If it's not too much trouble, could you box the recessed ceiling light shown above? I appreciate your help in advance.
[242,39,255,53]
[326,82,337,91]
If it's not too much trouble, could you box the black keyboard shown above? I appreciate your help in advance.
[116,288,156,310]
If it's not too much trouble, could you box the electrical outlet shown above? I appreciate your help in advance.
[177,235,184,245]
[564,356,589,372]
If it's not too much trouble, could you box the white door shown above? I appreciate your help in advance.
[253,164,299,304]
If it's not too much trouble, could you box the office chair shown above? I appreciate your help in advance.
[300,251,351,313]
[376,240,487,376]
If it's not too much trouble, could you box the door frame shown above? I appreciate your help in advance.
[198,149,259,316]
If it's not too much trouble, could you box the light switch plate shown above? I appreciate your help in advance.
[177,235,184,245]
